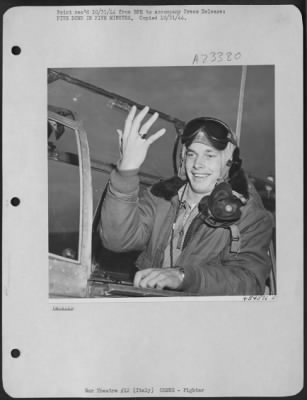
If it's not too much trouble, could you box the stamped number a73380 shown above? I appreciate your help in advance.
[193,52,242,64]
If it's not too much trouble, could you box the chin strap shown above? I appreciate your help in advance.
[229,224,241,254]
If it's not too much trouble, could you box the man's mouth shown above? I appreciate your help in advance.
[192,172,210,178]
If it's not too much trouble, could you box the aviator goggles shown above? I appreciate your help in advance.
[181,117,237,150]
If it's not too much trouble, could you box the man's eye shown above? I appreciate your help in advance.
[186,152,195,158]
[206,153,217,159]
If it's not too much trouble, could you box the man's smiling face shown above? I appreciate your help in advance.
[185,142,222,196]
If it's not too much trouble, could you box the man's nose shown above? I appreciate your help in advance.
[194,155,206,168]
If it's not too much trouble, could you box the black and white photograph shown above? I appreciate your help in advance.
[48,66,276,298]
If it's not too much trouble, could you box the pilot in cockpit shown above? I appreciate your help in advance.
[99,105,273,295]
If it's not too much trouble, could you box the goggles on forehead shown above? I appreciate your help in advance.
[181,117,237,150]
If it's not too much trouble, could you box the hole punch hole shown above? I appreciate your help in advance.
[11,349,21,358]
[10,197,20,206]
[11,46,21,55]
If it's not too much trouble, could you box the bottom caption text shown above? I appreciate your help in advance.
[85,387,205,395]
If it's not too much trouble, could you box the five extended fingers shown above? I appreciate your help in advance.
[123,105,165,143]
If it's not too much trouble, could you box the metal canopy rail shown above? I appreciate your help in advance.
[48,69,186,130]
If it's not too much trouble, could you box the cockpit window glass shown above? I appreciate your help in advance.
[48,121,81,261]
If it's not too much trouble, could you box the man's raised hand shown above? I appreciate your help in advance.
[117,105,166,170]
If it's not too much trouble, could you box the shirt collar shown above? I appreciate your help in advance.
[177,185,198,211]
